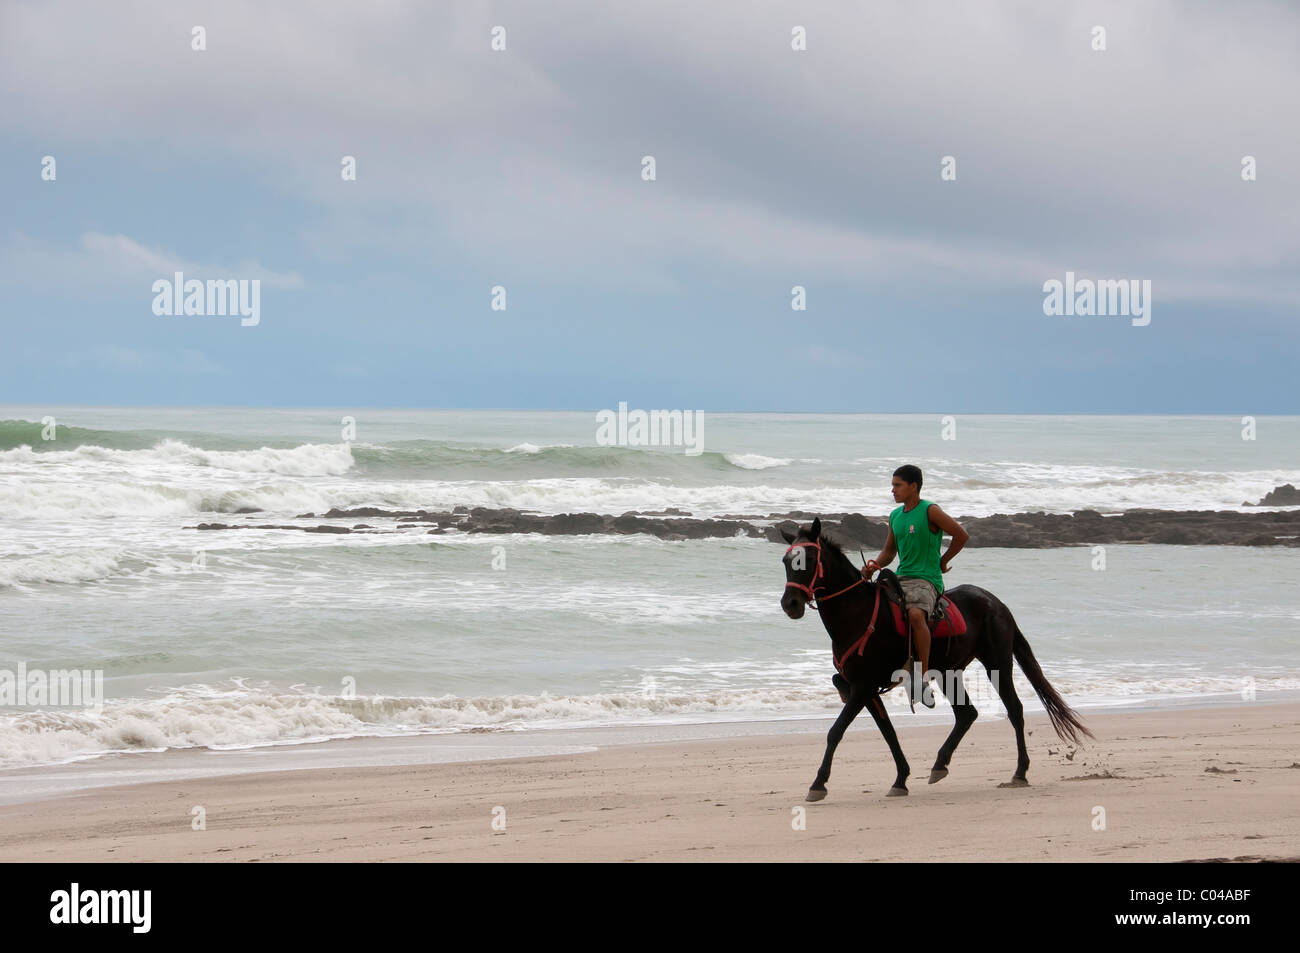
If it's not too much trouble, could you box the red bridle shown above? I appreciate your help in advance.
[783,540,867,607]
[782,541,826,602]
[784,539,884,674]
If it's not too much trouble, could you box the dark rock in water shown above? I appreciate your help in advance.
[469,522,526,535]
[1244,533,1283,545]
[1251,484,1300,506]
[839,512,889,547]
[199,504,1300,548]
[541,512,606,535]
[471,506,521,519]
[233,506,262,514]
[191,522,361,534]
[447,508,765,541]
[767,522,798,544]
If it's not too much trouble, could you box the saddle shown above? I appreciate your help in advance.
[831,568,969,677]
[875,569,966,639]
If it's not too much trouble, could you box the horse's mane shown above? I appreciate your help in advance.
[818,531,854,563]
[799,525,860,575]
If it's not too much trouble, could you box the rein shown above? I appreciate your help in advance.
[833,586,883,674]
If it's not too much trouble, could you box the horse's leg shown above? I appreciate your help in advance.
[864,692,910,796]
[928,666,978,784]
[806,684,866,802]
[989,659,1030,787]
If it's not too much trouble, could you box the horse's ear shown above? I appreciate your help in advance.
[810,517,821,540]
[780,527,796,545]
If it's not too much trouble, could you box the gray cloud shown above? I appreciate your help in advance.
[3,0,1297,305]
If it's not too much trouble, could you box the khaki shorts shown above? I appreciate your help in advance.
[899,577,940,617]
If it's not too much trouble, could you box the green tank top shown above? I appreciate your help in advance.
[889,500,944,594]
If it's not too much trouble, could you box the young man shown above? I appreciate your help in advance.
[862,465,969,708]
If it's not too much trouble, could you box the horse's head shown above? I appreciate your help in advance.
[779,516,824,619]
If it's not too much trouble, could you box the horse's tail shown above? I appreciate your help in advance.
[1011,623,1095,745]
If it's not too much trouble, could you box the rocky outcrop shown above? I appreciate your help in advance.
[304,507,764,542]
[192,523,366,533]
[1249,483,1300,506]
[186,502,1300,547]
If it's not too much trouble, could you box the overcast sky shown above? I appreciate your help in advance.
[2,0,1297,412]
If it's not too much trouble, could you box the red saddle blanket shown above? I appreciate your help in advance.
[889,598,967,638]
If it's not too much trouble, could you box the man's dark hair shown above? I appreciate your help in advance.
[893,464,923,490]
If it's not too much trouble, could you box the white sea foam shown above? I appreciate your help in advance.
[0,439,355,476]
[3,673,1297,768]
[329,474,1300,519]
[4,470,1295,523]
[724,453,793,470]
[0,685,844,767]
[0,548,127,587]
[0,478,342,520]
[503,442,575,453]
[5,433,1297,522]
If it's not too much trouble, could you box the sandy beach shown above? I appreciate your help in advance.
[1,701,1296,863]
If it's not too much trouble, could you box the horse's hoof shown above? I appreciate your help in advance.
[886,786,908,797]
[806,788,827,802]
[928,768,949,785]
[997,777,1029,788]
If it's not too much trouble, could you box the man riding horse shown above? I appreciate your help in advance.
[862,464,970,708]
[781,477,1091,798]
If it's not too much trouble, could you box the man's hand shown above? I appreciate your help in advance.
[862,559,882,579]
[940,558,951,574]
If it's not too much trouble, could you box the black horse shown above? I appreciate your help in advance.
[780,518,1092,800]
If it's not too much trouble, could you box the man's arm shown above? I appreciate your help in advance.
[927,504,969,572]
[862,527,897,578]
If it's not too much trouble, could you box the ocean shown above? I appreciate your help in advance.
[2,407,1299,769]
